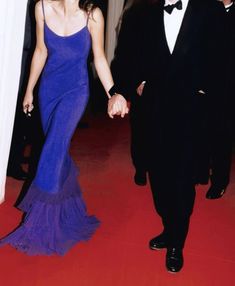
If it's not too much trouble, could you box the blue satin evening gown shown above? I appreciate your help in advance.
[0,0,100,255]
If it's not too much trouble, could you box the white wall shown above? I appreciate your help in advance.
[0,0,28,203]
[105,0,125,64]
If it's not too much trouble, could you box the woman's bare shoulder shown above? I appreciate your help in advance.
[35,0,53,14]
[35,0,52,8]
[89,7,103,23]
[35,1,44,20]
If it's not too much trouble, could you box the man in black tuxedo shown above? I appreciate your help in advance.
[131,0,219,272]
[205,0,235,199]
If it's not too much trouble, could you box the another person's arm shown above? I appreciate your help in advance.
[23,2,48,114]
[89,8,128,118]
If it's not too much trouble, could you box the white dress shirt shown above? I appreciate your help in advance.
[164,0,189,53]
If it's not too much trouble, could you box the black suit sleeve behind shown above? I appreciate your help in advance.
[111,5,148,100]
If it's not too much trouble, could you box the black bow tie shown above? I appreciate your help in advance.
[164,0,183,14]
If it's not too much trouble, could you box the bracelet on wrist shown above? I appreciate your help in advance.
[108,85,118,97]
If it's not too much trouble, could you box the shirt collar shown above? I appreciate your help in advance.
[225,2,234,9]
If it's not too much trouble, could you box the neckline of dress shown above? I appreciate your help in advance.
[45,22,88,39]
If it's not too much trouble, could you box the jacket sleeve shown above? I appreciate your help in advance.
[111,6,149,100]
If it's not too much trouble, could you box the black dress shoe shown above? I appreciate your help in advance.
[206,185,226,200]
[166,247,184,273]
[134,170,147,186]
[7,167,28,181]
[149,233,168,250]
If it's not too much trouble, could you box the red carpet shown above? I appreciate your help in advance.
[0,115,235,286]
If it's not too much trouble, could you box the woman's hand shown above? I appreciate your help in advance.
[108,94,129,119]
[23,91,34,115]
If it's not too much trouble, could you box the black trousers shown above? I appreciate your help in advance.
[130,96,148,172]
[209,117,233,188]
[148,135,196,249]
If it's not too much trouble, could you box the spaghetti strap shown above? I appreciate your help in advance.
[41,0,46,21]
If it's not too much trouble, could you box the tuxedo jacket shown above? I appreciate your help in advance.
[208,2,235,120]
[132,0,220,139]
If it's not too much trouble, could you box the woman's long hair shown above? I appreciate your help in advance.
[35,1,98,13]
[79,0,98,12]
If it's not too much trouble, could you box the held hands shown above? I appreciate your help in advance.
[108,94,129,119]
[23,91,34,117]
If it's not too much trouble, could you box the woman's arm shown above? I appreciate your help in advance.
[89,8,128,118]
[23,1,48,114]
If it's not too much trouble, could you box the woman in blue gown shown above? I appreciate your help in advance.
[0,0,128,255]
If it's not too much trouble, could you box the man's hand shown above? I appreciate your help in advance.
[108,94,129,119]
[136,81,146,96]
